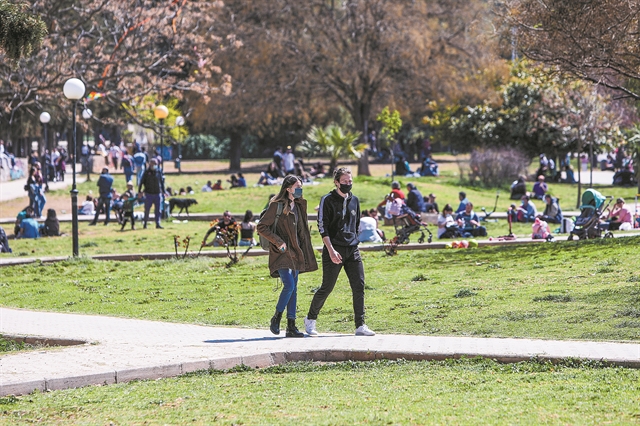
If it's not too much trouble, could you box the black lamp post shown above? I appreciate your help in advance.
[154,105,169,168]
[175,115,185,173]
[39,112,51,191]
[63,78,86,257]
[82,108,93,182]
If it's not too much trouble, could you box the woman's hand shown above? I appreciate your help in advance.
[278,242,287,252]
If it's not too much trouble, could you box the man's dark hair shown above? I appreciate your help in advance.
[459,191,466,199]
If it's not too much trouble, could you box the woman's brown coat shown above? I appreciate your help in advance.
[257,197,318,278]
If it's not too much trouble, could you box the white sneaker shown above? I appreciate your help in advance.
[355,324,375,336]
[304,317,318,336]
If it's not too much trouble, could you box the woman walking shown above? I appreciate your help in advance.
[257,175,318,337]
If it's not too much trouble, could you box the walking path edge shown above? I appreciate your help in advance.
[1,307,639,397]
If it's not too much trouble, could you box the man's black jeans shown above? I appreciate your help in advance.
[307,245,366,328]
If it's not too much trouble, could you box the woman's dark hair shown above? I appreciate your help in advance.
[271,175,302,214]
[46,209,57,219]
[243,210,253,223]
[443,203,453,213]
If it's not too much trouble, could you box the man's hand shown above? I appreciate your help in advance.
[329,248,342,264]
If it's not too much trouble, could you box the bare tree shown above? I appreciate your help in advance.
[189,0,501,174]
[504,0,640,100]
[1,0,229,140]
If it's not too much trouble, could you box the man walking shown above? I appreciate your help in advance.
[304,167,375,337]
[139,158,165,229]
[90,167,114,225]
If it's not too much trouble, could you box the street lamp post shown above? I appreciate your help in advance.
[82,108,93,182]
[63,78,86,257]
[175,115,185,173]
[39,112,51,191]
[154,105,169,169]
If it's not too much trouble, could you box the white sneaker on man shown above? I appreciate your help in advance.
[355,324,375,336]
[304,317,318,337]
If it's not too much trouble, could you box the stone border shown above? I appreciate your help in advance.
[3,349,638,397]
[2,334,87,347]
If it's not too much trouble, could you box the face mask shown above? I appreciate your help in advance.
[339,183,352,194]
[293,188,303,199]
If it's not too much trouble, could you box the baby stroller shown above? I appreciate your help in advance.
[568,189,613,240]
[384,205,433,255]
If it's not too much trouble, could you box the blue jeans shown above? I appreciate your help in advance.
[93,196,111,224]
[276,269,299,319]
[36,191,46,218]
[124,167,133,184]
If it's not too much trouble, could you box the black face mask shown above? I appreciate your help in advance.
[339,183,352,194]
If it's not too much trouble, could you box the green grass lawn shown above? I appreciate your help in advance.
[2,159,639,424]
[1,358,638,425]
[3,170,638,258]
[2,237,639,341]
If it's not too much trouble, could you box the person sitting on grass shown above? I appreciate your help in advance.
[532,175,548,200]
[601,197,634,231]
[516,195,538,223]
[358,209,384,243]
[212,179,223,190]
[236,173,247,187]
[18,208,40,239]
[510,176,527,200]
[201,181,213,192]
[437,204,461,239]
[79,195,96,215]
[539,194,563,224]
[238,210,257,246]
[455,202,487,237]
[40,209,60,237]
[424,193,439,213]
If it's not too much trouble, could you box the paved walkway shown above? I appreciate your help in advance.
[0,308,638,396]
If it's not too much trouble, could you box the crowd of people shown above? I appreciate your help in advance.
[257,146,326,186]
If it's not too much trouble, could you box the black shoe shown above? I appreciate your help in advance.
[270,311,283,335]
[286,319,304,338]
[143,222,147,229]
[88,222,96,226]
[156,225,164,229]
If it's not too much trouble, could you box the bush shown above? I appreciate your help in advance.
[462,148,529,188]
[182,134,228,159]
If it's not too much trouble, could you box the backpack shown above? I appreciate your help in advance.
[258,202,284,251]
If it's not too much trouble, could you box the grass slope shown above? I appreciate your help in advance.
[2,237,639,341]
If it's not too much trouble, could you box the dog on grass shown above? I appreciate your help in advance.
[169,198,198,216]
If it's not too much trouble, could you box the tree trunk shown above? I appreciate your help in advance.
[354,107,371,176]
[576,149,582,210]
[229,131,242,172]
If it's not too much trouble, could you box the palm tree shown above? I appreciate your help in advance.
[298,124,366,173]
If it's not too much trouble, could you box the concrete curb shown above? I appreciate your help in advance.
[3,348,639,397]
[3,232,640,267]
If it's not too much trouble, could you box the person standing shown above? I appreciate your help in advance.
[90,167,114,225]
[121,150,134,184]
[282,146,295,175]
[139,158,165,229]
[258,175,318,337]
[133,147,148,187]
[304,167,375,337]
